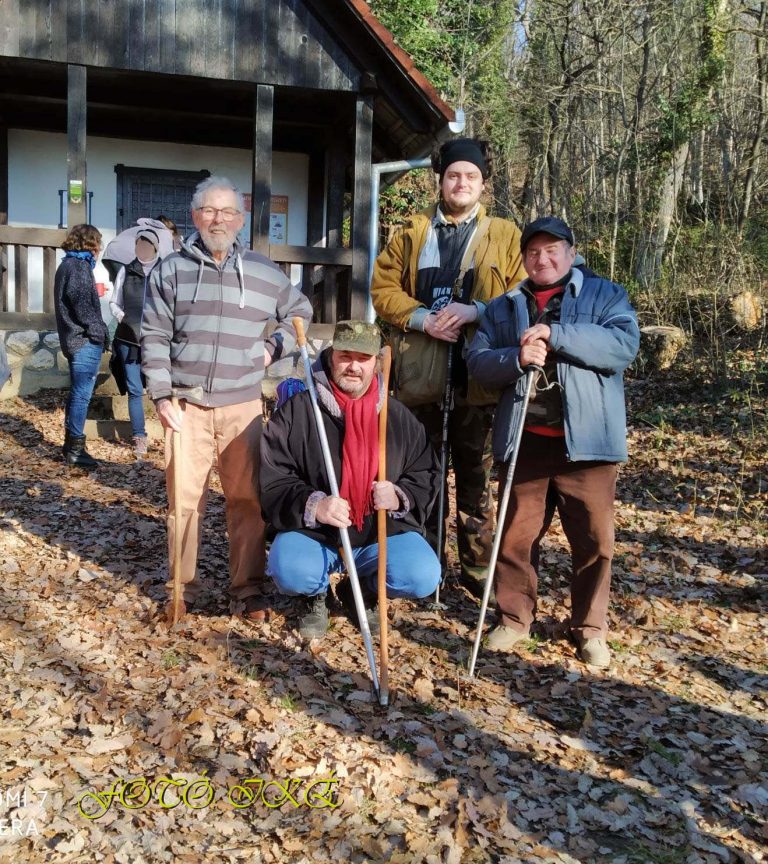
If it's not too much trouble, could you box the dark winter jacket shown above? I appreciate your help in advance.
[466,268,640,463]
[260,352,439,548]
[54,257,108,360]
[115,258,158,345]
[140,232,312,407]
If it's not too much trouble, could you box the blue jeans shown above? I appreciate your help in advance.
[116,341,146,436]
[65,341,103,437]
[268,531,441,599]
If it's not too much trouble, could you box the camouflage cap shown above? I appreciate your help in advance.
[332,320,382,356]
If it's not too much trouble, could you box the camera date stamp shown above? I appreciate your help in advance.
[0,786,48,839]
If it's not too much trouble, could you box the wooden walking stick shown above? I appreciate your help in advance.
[377,346,392,706]
[166,385,203,627]
[169,395,185,626]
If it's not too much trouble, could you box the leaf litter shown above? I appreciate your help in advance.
[0,358,766,863]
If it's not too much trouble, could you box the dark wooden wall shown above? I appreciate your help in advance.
[4,0,359,91]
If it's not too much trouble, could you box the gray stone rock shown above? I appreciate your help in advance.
[25,349,56,371]
[6,330,40,356]
[57,352,70,372]
[43,332,61,349]
[267,357,296,378]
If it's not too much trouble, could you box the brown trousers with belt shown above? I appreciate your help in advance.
[164,399,265,604]
[495,431,618,639]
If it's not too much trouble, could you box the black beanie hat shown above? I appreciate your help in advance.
[435,138,488,180]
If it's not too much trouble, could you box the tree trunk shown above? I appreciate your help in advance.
[635,141,689,288]
[738,0,767,234]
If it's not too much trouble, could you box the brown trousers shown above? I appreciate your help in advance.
[164,399,265,603]
[496,432,617,639]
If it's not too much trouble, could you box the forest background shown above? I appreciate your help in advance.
[370,0,767,384]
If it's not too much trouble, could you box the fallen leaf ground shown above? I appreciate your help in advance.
[0,358,766,864]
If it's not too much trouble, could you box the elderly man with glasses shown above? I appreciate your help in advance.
[141,176,312,623]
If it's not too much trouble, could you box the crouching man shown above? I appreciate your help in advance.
[260,321,441,639]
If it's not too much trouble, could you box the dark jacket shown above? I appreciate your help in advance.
[141,232,312,407]
[466,268,640,463]
[116,258,158,345]
[54,257,108,360]
[260,353,439,548]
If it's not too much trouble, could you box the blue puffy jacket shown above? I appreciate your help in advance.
[466,268,640,463]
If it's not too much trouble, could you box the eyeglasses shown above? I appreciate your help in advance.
[196,207,242,221]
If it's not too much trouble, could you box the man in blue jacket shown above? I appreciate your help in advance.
[466,217,639,668]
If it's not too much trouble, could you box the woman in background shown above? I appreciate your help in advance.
[109,228,161,458]
[54,224,108,468]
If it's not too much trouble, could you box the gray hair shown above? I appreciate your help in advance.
[191,176,245,213]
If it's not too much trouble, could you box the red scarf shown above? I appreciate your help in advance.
[331,378,379,531]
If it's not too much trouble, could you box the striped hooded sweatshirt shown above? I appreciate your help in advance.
[140,232,312,407]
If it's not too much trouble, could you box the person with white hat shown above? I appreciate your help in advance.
[109,228,162,457]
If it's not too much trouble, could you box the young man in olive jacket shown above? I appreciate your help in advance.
[371,138,526,598]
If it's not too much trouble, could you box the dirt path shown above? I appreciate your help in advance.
[0,373,765,864]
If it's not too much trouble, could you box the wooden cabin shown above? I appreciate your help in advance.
[0,0,453,338]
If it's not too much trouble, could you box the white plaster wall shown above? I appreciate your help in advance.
[6,129,310,309]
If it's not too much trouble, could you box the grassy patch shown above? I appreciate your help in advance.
[391,736,416,754]
[277,693,298,712]
[161,649,185,670]
[644,736,683,766]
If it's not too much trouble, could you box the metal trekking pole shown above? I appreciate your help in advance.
[292,318,381,701]
[431,343,454,608]
[467,366,541,678]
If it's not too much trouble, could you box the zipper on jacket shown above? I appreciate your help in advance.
[206,266,224,402]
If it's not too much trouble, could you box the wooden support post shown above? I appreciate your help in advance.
[14,245,28,314]
[250,84,274,256]
[43,247,56,314]
[67,64,88,228]
[324,127,346,323]
[305,147,325,300]
[350,94,373,321]
[0,125,7,309]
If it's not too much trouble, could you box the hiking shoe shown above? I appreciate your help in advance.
[242,596,270,623]
[298,593,329,640]
[486,624,529,652]
[575,636,611,668]
[132,435,149,458]
[336,578,379,637]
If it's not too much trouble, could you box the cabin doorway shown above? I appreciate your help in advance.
[114,165,210,236]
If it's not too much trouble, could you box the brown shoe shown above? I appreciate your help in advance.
[242,596,270,623]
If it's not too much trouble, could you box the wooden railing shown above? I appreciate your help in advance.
[0,228,352,329]
[270,244,353,323]
[0,226,67,329]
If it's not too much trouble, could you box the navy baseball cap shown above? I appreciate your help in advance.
[520,217,574,252]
